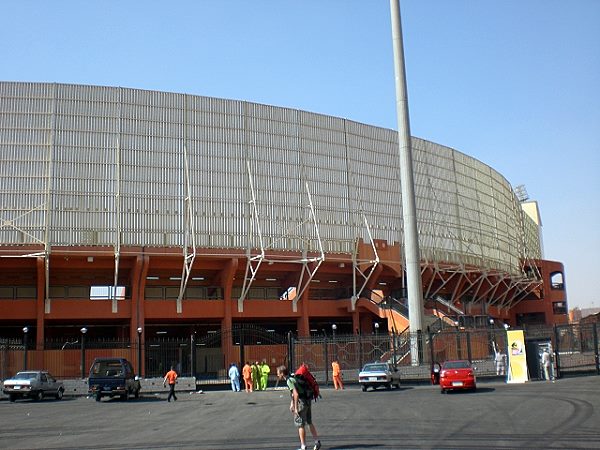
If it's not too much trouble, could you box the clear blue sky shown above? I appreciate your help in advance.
[2,1,599,309]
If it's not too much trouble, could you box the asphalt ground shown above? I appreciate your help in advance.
[1,376,598,450]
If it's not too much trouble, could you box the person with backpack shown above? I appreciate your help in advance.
[276,365,321,450]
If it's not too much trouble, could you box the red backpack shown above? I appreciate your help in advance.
[294,364,321,402]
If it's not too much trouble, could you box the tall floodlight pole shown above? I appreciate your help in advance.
[390,0,424,364]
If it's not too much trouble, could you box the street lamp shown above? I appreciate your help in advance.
[331,324,338,360]
[374,322,380,359]
[488,318,496,356]
[22,327,29,370]
[80,327,88,379]
[137,327,143,377]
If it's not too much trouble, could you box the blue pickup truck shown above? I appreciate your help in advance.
[88,357,141,402]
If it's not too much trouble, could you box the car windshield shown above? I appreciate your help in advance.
[13,372,38,380]
[91,361,123,376]
[443,361,470,369]
[363,364,387,372]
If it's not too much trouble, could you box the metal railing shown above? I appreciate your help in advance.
[1,323,598,383]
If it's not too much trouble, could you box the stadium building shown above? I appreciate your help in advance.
[0,82,567,351]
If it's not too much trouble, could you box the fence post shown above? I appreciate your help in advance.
[417,329,424,365]
[466,331,472,364]
[190,333,196,378]
[358,332,363,369]
[593,323,599,375]
[553,325,561,379]
[323,335,329,385]
[427,326,434,367]
[287,331,293,369]
[240,327,245,369]
[392,329,397,367]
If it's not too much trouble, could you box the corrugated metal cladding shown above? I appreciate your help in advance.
[0,82,539,274]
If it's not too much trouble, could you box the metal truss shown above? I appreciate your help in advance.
[238,165,324,313]
[350,213,379,311]
[176,140,197,314]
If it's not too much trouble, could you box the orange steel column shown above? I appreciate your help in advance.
[297,288,311,337]
[221,258,238,365]
[130,255,148,376]
[352,310,361,335]
[35,256,46,349]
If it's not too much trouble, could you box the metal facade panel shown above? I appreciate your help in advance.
[0,84,54,245]
[0,82,539,275]
[48,84,119,245]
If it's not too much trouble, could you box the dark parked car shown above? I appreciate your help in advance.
[2,371,64,402]
[88,357,141,401]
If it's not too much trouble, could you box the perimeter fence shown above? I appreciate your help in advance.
[1,323,598,384]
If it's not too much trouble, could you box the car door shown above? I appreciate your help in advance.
[39,373,49,394]
[46,373,58,393]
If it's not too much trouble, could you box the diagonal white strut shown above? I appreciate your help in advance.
[291,183,325,313]
[177,141,197,314]
[238,162,265,312]
[351,213,380,310]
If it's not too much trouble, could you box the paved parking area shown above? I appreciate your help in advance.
[1,376,599,449]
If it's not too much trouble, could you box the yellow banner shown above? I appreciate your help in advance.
[507,329,529,383]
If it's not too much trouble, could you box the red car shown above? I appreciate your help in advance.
[439,360,476,393]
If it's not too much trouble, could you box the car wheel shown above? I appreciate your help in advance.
[55,388,64,400]
[9,394,16,402]
[34,390,43,401]
[95,393,102,402]
[440,388,445,394]
[361,385,367,392]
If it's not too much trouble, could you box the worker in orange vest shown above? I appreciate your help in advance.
[242,361,253,392]
[332,360,344,390]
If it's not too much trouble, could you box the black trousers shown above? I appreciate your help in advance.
[168,383,177,401]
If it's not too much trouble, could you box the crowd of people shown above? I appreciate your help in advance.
[227,359,272,392]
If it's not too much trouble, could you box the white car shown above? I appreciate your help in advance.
[359,362,401,391]
[2,371,64,402]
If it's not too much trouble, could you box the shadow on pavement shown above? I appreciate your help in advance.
[442,387,496,394]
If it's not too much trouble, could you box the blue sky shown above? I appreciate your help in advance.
[2,1,599,309]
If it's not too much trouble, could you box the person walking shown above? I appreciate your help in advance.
[276,365,321,450]
[242,361,253,392]
[260,359,271,390]
[331,360,344,390]
[163,365,178,402]
[228,362,241,392]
